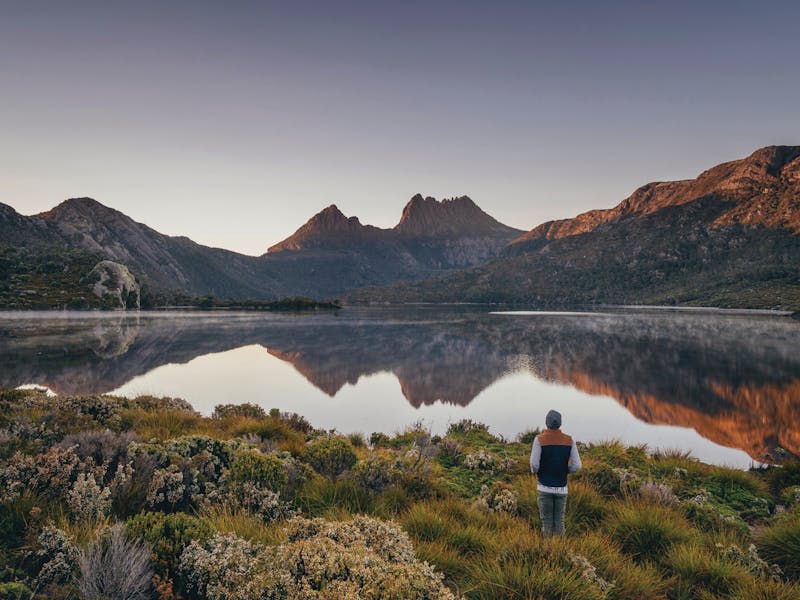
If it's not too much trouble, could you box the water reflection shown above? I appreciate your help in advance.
[0,307,798,464]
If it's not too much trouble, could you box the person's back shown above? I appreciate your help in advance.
[530,409,581,536]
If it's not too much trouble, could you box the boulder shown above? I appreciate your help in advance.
[88,260,140,309]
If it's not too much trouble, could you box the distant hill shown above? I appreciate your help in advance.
[347,146,800,310]
[1,194,522,305]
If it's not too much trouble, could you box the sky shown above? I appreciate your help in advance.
[1,0,798,255]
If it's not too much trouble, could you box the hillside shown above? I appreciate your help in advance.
[1,387,799,599]
[1,195,522,305]
[347,146,800,309]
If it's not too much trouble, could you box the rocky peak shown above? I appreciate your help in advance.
[395,194,521,237]
[510,145,800,251]
[37,197,135,234]
[267,204,380,253]
[39,196,111,218]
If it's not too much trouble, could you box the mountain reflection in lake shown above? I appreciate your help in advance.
[1,306,798,468]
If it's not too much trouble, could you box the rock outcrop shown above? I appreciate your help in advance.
[88,260,141,309]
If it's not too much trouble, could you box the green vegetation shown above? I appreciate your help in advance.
[0,245,340,311]
[1,389,799,599]
[0,245,111,309]
[190,295,341,311]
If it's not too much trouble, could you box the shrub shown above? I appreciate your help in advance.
[567,552,614,594]
[704,466,772,519]
[719,543,782,580]
[757,514,800,579]
[59,430,138,469]
[67,473,112,522]
[727,577,800,600]
[681,488,749,538]
[77,524,153,600]
[517,428,541,445]
[179,533,263,599]
[437,438,462,467]
[126,511,213,592]
[781,485,800,508]
[666,543,748,597]
[225,482,296,522]
[275,411,313,434]
[352,454,398,493]
[575,461,622,496]
[476,483,518,515]
[305,436,357,479]
[229,449,288,489]
[0,583,32,600]
[32,526,79,590]
[129,395,196,413]
[564,482,610,534]
[58,395,123,429]
[180,516,457,599]
[212,403,266,420]
[463,449,511,473]
[370,432,390,447]
[347,432,366,448]
[0,492,41,550]
[608,505,692,564]
[447,419,489,437]
[129,436,243,508]
[0,446,83,502]
[146,465,187,509]
[767,460,800,495]
[637,479,677,505]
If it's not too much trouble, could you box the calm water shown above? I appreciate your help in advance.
[1,306,799,468]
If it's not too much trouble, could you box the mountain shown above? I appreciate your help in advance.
[267,205,385,252]
[267,194,523,269]
[258,194,523,296]
[34,197,285,299]
[509,145,800,252]
[1,194,521,304]
[348,146,800,309]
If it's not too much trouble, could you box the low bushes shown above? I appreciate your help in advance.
[758,513,800,579]
[607,504,694,564]
[2,390,800,600]
[304,436,357,479]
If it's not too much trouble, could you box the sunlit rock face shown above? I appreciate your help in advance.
[510,145,800,248]
[88,260,141,310]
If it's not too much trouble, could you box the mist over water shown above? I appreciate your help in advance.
[2,306,798,468]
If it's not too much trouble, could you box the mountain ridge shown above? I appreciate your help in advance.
[508,145,800,253]
[2,193,522,303]
[267,194,523,254]
[348,145,800,309]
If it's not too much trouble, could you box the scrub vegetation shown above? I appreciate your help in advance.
[1,388,799,599]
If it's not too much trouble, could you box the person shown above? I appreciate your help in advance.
[529,409,581,536]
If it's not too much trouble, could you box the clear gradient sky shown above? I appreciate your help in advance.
[1,1,798,255]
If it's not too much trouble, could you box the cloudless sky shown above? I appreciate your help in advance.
[1,0,798,254]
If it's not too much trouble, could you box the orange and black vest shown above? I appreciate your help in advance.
[537,429,573,488]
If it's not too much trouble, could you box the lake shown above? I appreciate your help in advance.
[1,306,798,468]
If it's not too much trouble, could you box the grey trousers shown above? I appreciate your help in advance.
[537,491,567,536]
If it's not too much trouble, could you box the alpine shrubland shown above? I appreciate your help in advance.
[1,388,799,599]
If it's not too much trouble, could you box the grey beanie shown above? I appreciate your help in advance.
[545,409,562,429]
